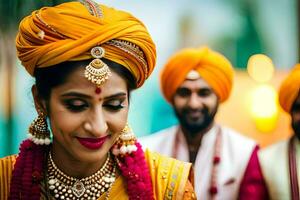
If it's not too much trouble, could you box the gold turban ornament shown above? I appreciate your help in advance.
[160,46,234,103]
[16,0,156,88]
[278,64,300,113]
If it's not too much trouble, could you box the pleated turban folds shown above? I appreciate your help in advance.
[160,47,234,103]
[16,1,156,88]
[279,64,300,113]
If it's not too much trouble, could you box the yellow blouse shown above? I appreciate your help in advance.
[0,150,195,200]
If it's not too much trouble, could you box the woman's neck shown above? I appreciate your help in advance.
[50,142,107,179]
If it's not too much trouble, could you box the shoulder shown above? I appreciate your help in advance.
[0,154,17,170]
[221,126,257,149]
[258,139,290,198]
[144,149,193,199]
[259,140,288,160]
[145,148,192,172]
[0,155,17,200]
[0,154,17,175]
[260,140,288,154]
[139,126,178,147]
[219,126,257,170]
[141,126,178,141]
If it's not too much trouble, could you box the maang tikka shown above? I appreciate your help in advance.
[28,110,51,145]
[85,46,112,88]
[112,124,137,156]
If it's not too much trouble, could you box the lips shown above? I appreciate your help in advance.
[76,136,109,150]
[188,111,202,118]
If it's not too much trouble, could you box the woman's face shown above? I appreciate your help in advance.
[44,66,129,163]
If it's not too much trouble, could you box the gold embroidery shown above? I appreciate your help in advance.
[78,0,103,18]
[35,12,67,39]
[106,39,148,77]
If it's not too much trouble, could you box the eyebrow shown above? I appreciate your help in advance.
[177,87,211,91]
[104,92,127,100]
[61,92,127,100]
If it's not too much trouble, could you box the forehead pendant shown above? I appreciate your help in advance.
[84,47,111,92]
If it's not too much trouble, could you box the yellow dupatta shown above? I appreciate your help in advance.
[0,155,17,200]
[0,150,195,200]
[99,149,195,199]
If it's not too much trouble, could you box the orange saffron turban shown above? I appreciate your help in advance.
[278,64,300,113]
[16,1,156,88]
[160,46,234,103]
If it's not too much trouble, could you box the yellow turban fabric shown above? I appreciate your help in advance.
[16,1,156,88]
[160,46,234,103]
[279,64,300,113]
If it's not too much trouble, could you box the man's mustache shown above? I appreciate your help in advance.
[182,108,208,115]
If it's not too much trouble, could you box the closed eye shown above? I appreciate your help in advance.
[104,99,126,111]
[197,89,212,97]
[63,99,89,112]
[176,88,191,97]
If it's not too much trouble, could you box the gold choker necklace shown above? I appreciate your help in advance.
[47,152,116,199]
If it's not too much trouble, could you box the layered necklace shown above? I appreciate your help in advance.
[47,152,116,200]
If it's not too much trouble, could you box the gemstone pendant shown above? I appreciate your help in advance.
[72,180,85,197]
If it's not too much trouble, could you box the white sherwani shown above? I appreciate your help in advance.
[259,138,300,200]
[139,125,257,200]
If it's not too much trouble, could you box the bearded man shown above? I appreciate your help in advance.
[259,64,300,200]
[140,47,269,199]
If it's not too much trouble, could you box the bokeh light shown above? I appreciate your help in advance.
[250,84,279,132]
[247,54,275,83]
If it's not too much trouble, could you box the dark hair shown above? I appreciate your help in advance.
[34,58,136,101]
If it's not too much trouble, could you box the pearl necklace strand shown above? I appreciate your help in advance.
[47,152,116,200]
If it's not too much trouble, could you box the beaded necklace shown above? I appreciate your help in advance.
[47,152,116,200]
[174,126,222,199]
[208,127,221,199]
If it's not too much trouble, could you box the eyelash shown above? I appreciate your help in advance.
[64,100,88,112]
[104,104,125,111]
[63,100,125,112]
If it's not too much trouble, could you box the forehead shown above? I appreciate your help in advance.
[178,77,212,90]
[54,66,127,94]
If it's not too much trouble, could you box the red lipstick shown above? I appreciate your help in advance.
[76,136,109,150]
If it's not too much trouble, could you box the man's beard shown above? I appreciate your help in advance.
[174,105,218,137]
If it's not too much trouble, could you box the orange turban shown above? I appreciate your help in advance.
[279,64,300,113]
[16,1,156,88]
[160,46,234,103]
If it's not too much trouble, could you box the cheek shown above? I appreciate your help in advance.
[206,96,218,109]
[50,112,83,134]
[106,108,129,135]
[173,97,187,110]
[48,101,83,137]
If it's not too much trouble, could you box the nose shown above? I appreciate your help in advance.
[84,108,108,137]
[187,92,203,109]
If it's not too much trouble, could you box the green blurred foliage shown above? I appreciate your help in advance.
[0,0,70,33]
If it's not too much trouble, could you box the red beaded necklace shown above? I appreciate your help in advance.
[173,126,222,199]
[209,127,222,199]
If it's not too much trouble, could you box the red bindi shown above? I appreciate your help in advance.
[95,87,101,94]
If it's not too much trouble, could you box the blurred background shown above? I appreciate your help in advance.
[0,0,298,157]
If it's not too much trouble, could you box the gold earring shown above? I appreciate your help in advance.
[112,124,137,156]
[28,110,51,145]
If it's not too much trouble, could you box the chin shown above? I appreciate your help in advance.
[76,149,109,163]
